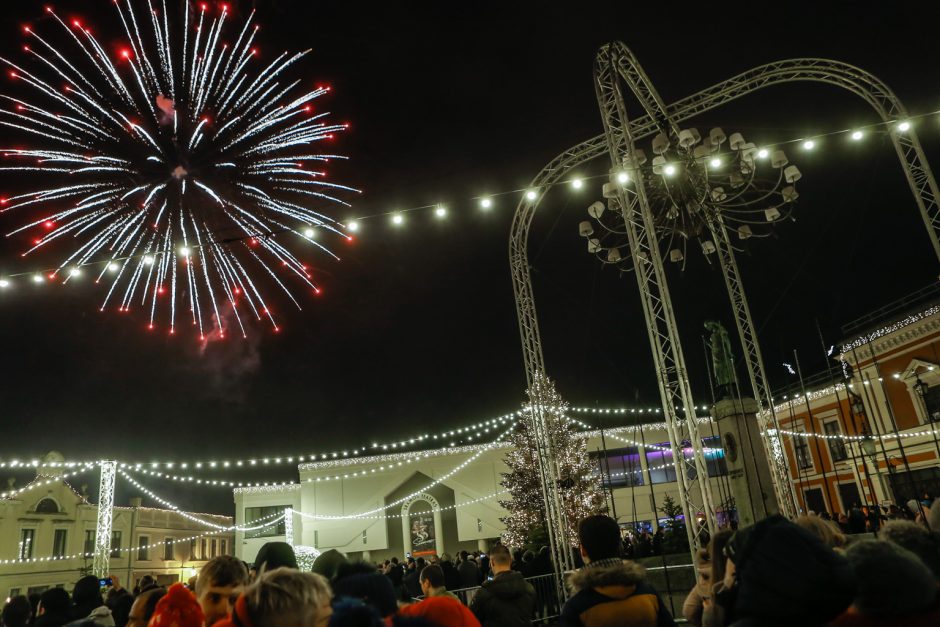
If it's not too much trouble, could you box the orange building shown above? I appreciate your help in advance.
[771,295,940,515]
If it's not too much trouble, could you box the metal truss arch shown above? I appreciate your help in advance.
[510,45,939,564]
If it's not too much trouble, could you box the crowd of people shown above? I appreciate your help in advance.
[1,498,938,627]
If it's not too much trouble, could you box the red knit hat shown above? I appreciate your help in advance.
[148,583,205,627]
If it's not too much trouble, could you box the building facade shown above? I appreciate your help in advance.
[234,419,733,564]
[1,457,234,600]
[773,301,940,515]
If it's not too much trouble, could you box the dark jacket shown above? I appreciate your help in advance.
[561,559,675,627]
[458,559,481,588]
[441,561,462,591]
[402,568,422,600]
[469,570,535,627]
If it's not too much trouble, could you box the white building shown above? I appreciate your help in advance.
[0,454,234,600]
[234,417,734,564]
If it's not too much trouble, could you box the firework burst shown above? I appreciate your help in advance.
[0,1,357,337]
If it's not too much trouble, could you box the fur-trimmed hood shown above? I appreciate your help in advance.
[567,559,646,595]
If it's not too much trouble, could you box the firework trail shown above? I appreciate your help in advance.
[0,2,357,337]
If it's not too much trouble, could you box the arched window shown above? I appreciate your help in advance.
[35,498,59,514]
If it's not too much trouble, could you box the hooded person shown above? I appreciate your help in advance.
[66,577,114,627]
[831,539,940,627]
[878,520,940,581]
[723,515,857,627]
[561,515,674,627]
[469,545,535,627]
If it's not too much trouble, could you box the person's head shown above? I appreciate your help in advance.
[252,542,298,576]
[489,545,512,574]
[2,596,31,627]
[844,539,936,617]
[243,567,332,627]
[310,549,348,581]
[137,575,157,593]
[147,584,202,627]
[37,588,70,617]
[578,514,621,563]
[795,515,847,549]
[458,550,468,562]
[72,575,103,609]
[390,557,399,565]
[419,564,445,597]
[126,587,166,627]
[415,557,426,571]
[522,550,534,563]
[332,562,397,618]
[196,555,250,626]
[878,520,940,579]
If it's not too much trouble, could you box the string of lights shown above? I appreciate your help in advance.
[774,426,940,443]
[293,490,509,521]
[0,465,96,499]
[257,423,517,519]
[0,512,284,566]
[0,110,933,294]
[119,468,285,531]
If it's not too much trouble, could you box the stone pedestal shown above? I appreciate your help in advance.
[712,397,779,526]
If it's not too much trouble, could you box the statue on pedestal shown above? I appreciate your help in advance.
[705,320,735,399]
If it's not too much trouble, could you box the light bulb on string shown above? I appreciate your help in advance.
[757,148,769,159]
[479,197,492,209]
[851,130,864,141]
[303,227,316,238]
[897,120,911,132]
[571,178,583,189]
[802,139,816,150]
[616,172,629,184]
[346,220,359,232]
[525,189,538,201]
[434,205,447,218]
[391,213,403,226]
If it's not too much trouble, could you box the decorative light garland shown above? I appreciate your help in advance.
[774,426,940,443]
[294,490,509,521]
[0,512,283,566]
[0,108,933,293]
[0,465,96,499]
[287,425,516,519]
[119,468,284,531]
[840,305,940,354]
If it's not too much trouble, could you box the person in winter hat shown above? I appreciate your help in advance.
[310,549,348,582]
[146,584,203,627]
[469,545,535,627]
[561,515,674,627]
[397,596,481,627]
[831,539,940,627]
[724,515,856,627]
[35,588,71,627]
[331,561,398,617]
[878,520,940,581]
[251,542,297,577]
[328,597,384,627]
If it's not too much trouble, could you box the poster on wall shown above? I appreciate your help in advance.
[410,514,436,554]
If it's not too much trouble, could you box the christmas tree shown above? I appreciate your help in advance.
[499,374,607,549]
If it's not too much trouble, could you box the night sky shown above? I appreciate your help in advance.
[1,1,939,513]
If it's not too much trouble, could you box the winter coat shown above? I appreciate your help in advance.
[402,568,422,600]
[469,570,535,627]
[831,595,940,627]
[458,559,481,588]
[397,596,481,627]
[441,560,462,591]
[560,559,675,627]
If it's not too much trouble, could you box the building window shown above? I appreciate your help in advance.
[19,529,35,560]
[164,538,174,561]
[8,588,20,599]
[35,498,59,514]
[824,421,848,462]
[477,518,483,532]
[313,530,319,547]
[362,530,367,545]
[244,506,288,538]
[921,385,940,423]
[702,435,728,477]
[110,531,122,559]
[590,446,645,487]
[84,530,95,556]
[138,536,150,561]
[52,529,67,559]
[794,432,814,471]
[644,442,697,484]
[220,540,227,556]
